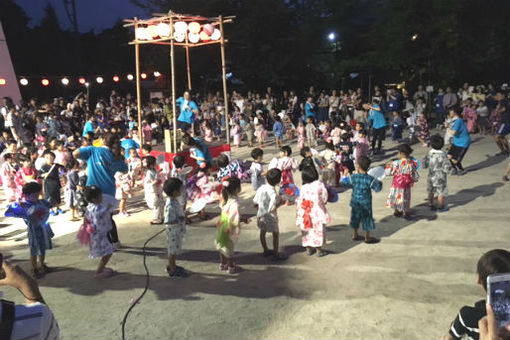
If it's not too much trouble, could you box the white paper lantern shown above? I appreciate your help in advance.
[211,28,221,41]
[188,22,201,34]
[174,31,186,42]
[135,27,150,40]
[156,22,171,37]
[174,21,188,34]
[147,25,158,39]
[188,32,200,43]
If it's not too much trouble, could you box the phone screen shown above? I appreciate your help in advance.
[490,279,510,328]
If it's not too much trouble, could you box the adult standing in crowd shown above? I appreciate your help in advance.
[305,96,316,121]
[493,91,510,155]
[442,87,458,112]
[447,106,471,174]
[368,99,387,154]
[73,133,127,247]
[176,90,199,133]
[434,88,446,128]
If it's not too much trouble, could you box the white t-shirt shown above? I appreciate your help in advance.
[0,301,60,340]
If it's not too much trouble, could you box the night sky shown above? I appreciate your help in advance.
[15,0,148,32]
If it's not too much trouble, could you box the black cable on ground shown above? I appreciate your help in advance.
[121,228,165,340]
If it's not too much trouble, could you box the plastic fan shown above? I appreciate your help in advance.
[367,166,386,180]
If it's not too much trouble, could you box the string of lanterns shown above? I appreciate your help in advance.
[0,72,163,87]
[135,21,221,43]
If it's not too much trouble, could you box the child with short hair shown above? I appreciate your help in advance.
[250,147,266,191]
[5,182,54,278]
[40,151,65,216]
[417,112,430,147]
[297,165,330,256]
[245,116,255,147]
[423,134,451,212]
[255,114,267,148]
[273,116,284,148]
[305,117,317,147]
[216,154,250,182]
[65,159,81,221]
[253,168,286,260]
[385,144,419,218]
[354,129,370,164]
[163,177,188,278]
[143,155,164,224]
[299,146,317,172]
[187,163,217,219]
[83,185,116,278]
[276,145,298,186]
[341,156,382,244]
[15,154,40,198]
[445,249,510,340]
[230,122,242,148]
[215,177,250,274]
[170,155,189,209]
[391,111,403,141]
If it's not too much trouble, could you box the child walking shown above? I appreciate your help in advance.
[253,168,286,260]
[245,116,255,147]
[255,114,267,148]
[385,144,419,218]
[215,177,250,274]
[341,156,382,244]
[417,112,430,147]
[15,154,40,198]
[423,134,451,212]
[231,122,242,148]
[143,155,164,224]
[320,142,340,186]
[296,165,330,257]
[1,153,17,202]
[276,145,298,187]
[163,178,188,278]
[83,186,116,278]
[5,182,54,278]
[170,155,190,210]
[273,116,284,148]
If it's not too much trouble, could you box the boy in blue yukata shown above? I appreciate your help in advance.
[341,156,382,244]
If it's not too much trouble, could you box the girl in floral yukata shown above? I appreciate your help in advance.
[296,165,331,257]
[385,144,419,219]
[187,162,218,219]
[84,185,116,278]
[215,177,250,274]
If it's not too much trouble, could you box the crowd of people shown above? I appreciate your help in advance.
[0,80,509,339]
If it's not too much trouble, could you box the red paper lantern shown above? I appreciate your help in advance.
[0,78,6,86]
[141,73,147,80]
[78,77,86,85]
[41,78,50,86]
[113,75,120,82]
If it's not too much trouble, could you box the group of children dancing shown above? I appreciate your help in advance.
[4,123,454,279]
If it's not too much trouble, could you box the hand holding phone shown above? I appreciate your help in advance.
[487,273,510,329]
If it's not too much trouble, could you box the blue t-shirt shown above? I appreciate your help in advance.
[368,105,387,129]
[273,121,284,137]
[78,146,128,197]
[452,118,471,148]
[192,138,212,165]
[121,139,140,159]
[305,102,315,119]
[176,97,198,124]
[82,121,95,137]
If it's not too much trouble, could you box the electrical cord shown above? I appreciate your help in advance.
[121,228,165,340]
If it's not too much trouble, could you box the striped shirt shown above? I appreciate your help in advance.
[1,302,60,340]
[449,299,486,340]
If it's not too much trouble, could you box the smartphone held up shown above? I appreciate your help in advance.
[488,273,510,328]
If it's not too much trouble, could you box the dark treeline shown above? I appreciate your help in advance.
[2,0,510,98]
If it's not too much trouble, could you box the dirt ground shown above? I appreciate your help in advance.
[1,132,509,340]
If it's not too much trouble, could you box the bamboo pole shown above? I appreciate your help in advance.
[185,39,192,91]
[170,16,177,153]
[134,18,143,145]
[219,15,230,145]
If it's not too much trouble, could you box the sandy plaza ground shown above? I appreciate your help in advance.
[1,130,509,340]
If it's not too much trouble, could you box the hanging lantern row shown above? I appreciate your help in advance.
[135,21,221,43]
[4,72,163,87]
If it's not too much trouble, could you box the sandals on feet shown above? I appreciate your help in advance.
[219,263,228,271]
[150,220,163,225]
[94,269,114,278]
[40,264,52,274]
[227,265,242,274]
[31,268,44,279]
[352,235,364,241]
[263,249,273,257]
[364,237,380,244]
[271,253,288,261]
[317,250,328,257]
[167,266,188,278]
[305,248,316,256]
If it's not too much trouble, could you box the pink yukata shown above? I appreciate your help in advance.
[1,161,17,202]
[463,106,478,133]
[231,124,242,147]
[296,180,331,247]
[297,125,305,149]
[276,156,298,186]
